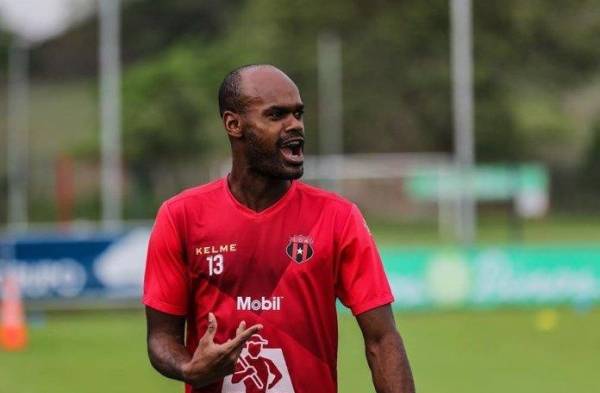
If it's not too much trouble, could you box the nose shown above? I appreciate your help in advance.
[285,113,304,133]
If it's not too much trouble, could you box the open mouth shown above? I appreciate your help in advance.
[279,138,304,165]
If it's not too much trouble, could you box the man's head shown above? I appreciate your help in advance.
[245,334,268,358]
[219,64,305,180]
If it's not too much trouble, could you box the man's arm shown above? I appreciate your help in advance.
[146,306,190,381]
[356,304,415,393]
[146,306,262,389]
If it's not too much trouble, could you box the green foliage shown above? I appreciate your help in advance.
[117,0,600,215]
[124,44,221,167]
[122,43,230,212]
[580,120,600,192]
[2,1,599,221]
[0,31,9,73]
[121,1,600,161]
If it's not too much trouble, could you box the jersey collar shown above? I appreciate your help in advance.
[223,176,297,219]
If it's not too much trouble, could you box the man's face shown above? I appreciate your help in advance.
[239,69,305,180]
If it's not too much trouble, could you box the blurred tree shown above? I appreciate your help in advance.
[0,31,9,73]
[118,0,600,216]
[581,121,600,191]
[31,0,244,77]
[119,0,600,163]
[122,43,229,213]
[5,0,600,218]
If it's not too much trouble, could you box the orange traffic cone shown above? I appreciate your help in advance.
[0,274,28,351]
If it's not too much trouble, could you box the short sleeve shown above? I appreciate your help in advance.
[142,203,189,316]
[335,204,394,316]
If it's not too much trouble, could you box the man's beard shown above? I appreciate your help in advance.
[245,128,304,180]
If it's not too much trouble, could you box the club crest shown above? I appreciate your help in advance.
[286,235,314,264]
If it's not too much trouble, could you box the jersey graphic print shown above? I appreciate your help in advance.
[222,334,295,393]
[285,235,314,264]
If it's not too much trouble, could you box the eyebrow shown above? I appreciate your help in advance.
[263,104,304,114]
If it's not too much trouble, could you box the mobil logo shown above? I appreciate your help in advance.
[237,296,283,311]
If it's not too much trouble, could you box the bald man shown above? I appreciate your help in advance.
[143,64,415,393]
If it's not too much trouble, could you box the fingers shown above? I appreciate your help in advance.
[225,323,263,351]
[230,340,245,361]
[226,323,261,369]
[201,312,218,343]
[199,314,260,353]
[236,320,246,336]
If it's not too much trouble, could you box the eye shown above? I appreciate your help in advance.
[269,109,285,120]
[294,110,304,120]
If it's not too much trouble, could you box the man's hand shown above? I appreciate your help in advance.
[181,312,263,389]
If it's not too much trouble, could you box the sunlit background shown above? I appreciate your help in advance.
[1,1,599,392]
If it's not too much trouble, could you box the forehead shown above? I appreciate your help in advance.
[240,67,302,108]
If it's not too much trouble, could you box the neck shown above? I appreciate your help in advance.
[228,164,292,213]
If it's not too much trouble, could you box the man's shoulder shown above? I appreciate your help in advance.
[162,178,224,211]
[295,181,355,213]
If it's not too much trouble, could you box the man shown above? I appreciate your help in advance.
[143,64,415,393]
[229,334,283,392]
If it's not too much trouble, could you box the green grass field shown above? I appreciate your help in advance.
[1,307,598,393]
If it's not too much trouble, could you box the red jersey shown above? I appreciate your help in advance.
[143,178,394,393]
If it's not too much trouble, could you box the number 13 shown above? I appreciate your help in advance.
[206,254,224,276]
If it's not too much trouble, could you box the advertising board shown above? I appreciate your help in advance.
[1,231,598,310]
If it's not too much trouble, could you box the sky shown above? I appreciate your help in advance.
[0,0,95,44]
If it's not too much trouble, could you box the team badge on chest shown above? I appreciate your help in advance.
[286,235,314,264]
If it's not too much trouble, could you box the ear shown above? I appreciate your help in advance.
[223,111,243,139]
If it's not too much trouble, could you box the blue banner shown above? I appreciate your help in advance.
[0,229,150,302]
